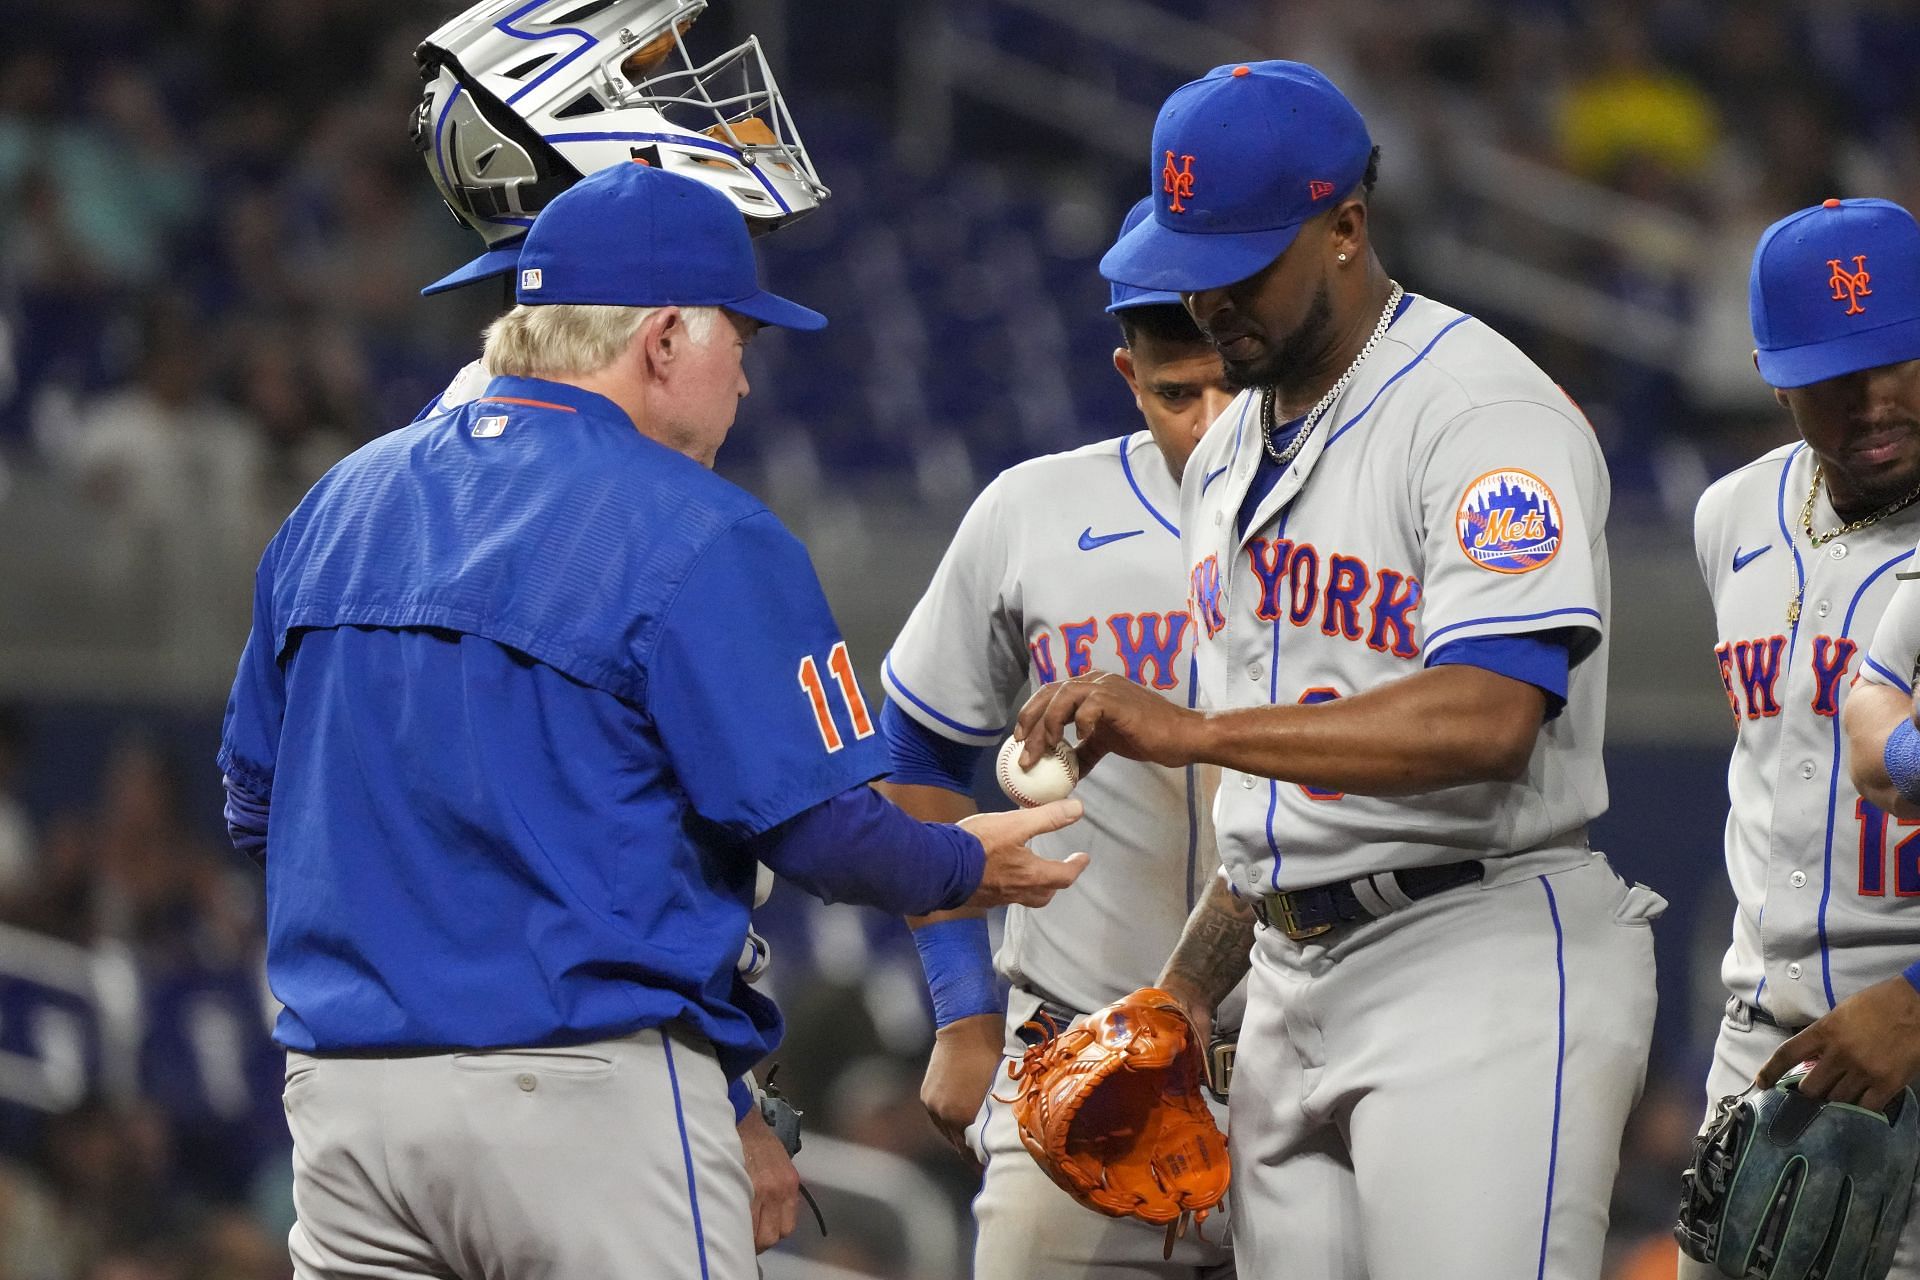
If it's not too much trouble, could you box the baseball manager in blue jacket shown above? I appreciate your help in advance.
[217,162,1089,1280]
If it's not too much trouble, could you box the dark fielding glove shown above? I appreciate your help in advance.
[1677,1063,1920,1279]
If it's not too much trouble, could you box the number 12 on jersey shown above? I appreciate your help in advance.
[1857,798,1920,897]
[798,641,874,753]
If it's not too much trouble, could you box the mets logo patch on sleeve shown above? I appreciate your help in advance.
[1455,469,1563,574]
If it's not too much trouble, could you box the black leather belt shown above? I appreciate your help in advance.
[1014,997,1084,1050]
[1729,997,1809,1034]
[1252,860,1485,941]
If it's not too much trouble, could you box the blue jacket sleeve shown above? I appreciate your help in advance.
[649,512,892,838]
[748,784,985,915]
[216,538,286,860]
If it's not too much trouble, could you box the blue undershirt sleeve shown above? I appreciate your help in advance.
[880,700,984,795]
[1426,630,1573,719]
[749,784,985,915]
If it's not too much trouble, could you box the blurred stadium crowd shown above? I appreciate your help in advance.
[2,0,1920,1277]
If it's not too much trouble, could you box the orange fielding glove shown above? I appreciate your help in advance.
[1004,987,1229,1256]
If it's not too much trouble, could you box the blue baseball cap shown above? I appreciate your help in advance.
[1100,61,1373,294]
[1106,197,1184,313]
[1751,198,1920,388]
[511,162,825,330]
[421,240,525,297]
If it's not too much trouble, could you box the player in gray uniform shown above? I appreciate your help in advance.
[878,198,1239,1278]
[1689,197,1920,1278]
[1017,61,1661,1279]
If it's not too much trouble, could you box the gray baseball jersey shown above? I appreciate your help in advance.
[1180,293,1610,894]
[1695,441,1920,1028]
[883,432,1237,1021]
[1863,538,1920,695]
[1184,292,1656,1280]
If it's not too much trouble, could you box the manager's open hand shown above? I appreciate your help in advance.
[960,800,1090,909]
[1015,669,1205,774]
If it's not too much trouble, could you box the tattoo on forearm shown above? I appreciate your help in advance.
[1161,881,1255,1009]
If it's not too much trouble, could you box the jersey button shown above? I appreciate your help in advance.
[517,1073,537,1092]
[1241,775,1255,789]
[1816,600,1831,619]
[1786,963,1803,980]
[1789,870,1808,888]
[1248,662,1263,681]
[1829,542,1848,560]
[1799,761,1816,780]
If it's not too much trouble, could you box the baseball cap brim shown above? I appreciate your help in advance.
[1756,313,1920,388]
[1099,213,1302,294]
[726,287,827,332]
[1106,283,1184,314]
[420,244,525,297]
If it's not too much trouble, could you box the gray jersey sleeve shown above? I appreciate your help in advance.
[1414,400,1608,664]
[1862,553,1920,693]
[882,475,1030,746]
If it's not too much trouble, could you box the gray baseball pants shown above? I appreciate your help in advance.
[282,1025,756,1279]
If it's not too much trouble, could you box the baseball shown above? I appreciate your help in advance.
[997,735,1080,807]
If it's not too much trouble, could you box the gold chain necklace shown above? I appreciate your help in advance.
[1787,465,1920,623]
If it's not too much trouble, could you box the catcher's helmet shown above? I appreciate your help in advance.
[412,0,826,293]
[1676,1074,1920,1279]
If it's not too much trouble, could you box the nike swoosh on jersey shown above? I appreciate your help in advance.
[1078,527,1146,551]
[1732,545,1771,572]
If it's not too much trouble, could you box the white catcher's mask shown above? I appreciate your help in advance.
[413,0,827,293]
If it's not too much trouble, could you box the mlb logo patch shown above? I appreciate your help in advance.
[520,268,543,291]
[1455,469,1563,574]
[472,415,509,438]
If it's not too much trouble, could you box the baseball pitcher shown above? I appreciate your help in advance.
[1018,61,1662,1279]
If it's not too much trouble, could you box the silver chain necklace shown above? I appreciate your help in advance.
[1261,280,1405,467]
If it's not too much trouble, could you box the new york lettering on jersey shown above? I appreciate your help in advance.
[1695,441,1920,1027]
[883,433,1225,1016]
[1178,293,1610,894]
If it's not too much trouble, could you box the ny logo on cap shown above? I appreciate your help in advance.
[1827,255,1871,315]
[521,268,544,292]
[1163,151,1196,214]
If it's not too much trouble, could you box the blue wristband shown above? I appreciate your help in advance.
[912,917,1002,1029]
[1885,718,1920,807]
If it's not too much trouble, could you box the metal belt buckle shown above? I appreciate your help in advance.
[1275,892,1336,942]
[1207,1038,1236,1101]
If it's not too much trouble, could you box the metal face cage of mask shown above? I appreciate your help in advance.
[412,0,827,250]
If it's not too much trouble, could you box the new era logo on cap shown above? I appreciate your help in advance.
[520,268,543,291]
